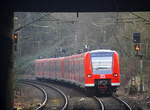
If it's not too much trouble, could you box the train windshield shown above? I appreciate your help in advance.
[91,52,113,74]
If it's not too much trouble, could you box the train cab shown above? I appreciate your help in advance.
[84,50,120,93]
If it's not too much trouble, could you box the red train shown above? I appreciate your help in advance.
[34,49,120,93]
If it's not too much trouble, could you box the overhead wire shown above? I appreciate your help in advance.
[130,12,150,23]
[14,13,51,33]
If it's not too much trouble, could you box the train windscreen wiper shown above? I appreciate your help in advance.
[95,67,110,70]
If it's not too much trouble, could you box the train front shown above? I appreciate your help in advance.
[85,50,120,93]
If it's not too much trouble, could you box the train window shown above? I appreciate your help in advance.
[69,60,71,79]
[64,60,68,78]
[64,60,66,78]
[68,60,71,79]
[45,62,48,74]
[79,57,84,82]
[77,60,80,81]
[72,59,74,79]
[57,61,61,78]
[91,52,113,74]
[53,62,55,78]
[67,60,69,78]
[39,63,41,75]
[57,61,59,77]
[43,62,46,77]
[40,63,43,77]
[51,62,53,77]
[35,63,38,74]
[55,61,57,75]
[50,61,53,77]
[54,61,56,78]
[49,61,51,76]
[72,59,75,79]
[80,58,84,82]
[66,60,69,78]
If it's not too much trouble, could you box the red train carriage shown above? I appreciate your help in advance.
[34,49,120,93]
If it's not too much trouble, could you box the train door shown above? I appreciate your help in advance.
[48,60,51,79]
[61,58,64,79]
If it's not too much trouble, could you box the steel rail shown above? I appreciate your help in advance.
[18,81,48,110]
[113,95,132,110]
[93,96,105,110]
[28,80,68,110]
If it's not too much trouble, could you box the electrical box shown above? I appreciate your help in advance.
[133,32,141,43]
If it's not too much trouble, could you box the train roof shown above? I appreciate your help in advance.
[35,57,65,62]
[89,49,116,53]
[34,49,117,63]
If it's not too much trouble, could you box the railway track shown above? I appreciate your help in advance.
[22,80,68,110]
[93,96,105,110]
[18,79,132,110]
[98,95,132,110]
[17,81,48,110]
[112,95,132,110]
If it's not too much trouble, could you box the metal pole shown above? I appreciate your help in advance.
[139,55,144,93]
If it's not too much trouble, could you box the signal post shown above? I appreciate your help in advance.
[133,32,144,93]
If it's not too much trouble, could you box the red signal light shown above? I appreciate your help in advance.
[134,44,140,51]
[135,46,140,51]
[14,34,17,39]
[12,33,18,44]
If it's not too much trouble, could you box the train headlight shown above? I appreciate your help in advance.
[113,73,118,77]
[87,74,92,78]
